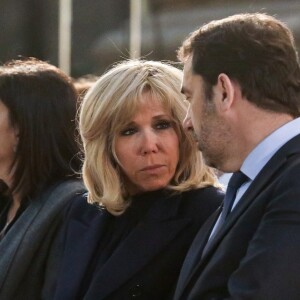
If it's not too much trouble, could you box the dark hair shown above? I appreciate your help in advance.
[178,13,300,117]
[0,57,82,200]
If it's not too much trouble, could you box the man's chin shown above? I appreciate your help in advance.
[201,150,217,169]
[197,142,204,153]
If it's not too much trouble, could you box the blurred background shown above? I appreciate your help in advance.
[1,0,299,78]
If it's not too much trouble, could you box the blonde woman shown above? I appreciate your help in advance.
[47,60,223,300]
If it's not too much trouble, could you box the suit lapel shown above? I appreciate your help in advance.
[84,193,191,300]
[180,134,300,296]
[174,207,221,299]
[54,210,110,299]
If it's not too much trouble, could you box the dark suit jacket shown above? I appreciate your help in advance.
[45,186,223,300]
[0,179,86,300]
[174,134,300,300]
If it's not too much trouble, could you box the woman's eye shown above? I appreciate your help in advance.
[120,127,137,136]
[155,120,172,130]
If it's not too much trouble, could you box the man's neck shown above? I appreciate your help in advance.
[225,104,294,172]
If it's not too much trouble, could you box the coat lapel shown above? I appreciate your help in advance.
[0,192,44,289]
[181,134,300,295]
[54,209,110,299]
[174,207,221,299]
[84,193,191,300]
[0,180,85,295]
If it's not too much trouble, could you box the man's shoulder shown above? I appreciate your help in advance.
[255,134,300,184]
[274,133,300,160]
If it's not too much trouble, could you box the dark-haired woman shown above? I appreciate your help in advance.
[0,58,86,300]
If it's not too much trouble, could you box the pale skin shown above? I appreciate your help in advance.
[182,56,293,172]
[0,100,20,224]
[115,92,179,195]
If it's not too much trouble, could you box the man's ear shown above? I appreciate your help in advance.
[215,73,235,111]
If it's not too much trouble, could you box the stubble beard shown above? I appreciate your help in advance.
[196,114,229,170]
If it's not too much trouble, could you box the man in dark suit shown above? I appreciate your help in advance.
[173,13,300,300]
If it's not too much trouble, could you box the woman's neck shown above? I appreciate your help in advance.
[0,167,21,224]
[6,192,21,224]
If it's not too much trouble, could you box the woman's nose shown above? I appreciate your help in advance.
[139,130,159,155]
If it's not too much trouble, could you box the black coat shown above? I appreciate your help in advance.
[174,134,300,300]
[46,186,223,300]
[0,179,86,300]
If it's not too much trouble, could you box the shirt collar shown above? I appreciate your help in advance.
[241,117,300,181]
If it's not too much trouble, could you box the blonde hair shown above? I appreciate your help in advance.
[79,60,220,215]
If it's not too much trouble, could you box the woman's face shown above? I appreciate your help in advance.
[115,92,180,195]
[0,101,18,179]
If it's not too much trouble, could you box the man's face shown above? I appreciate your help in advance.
[182,57,231,170]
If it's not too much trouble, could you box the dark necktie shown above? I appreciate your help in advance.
[202,171,248,256]
[218,171,249,226]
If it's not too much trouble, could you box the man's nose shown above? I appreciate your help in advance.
[183,107,193,131]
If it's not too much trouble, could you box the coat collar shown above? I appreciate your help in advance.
[56,190,192,299]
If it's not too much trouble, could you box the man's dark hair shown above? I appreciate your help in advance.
[178,13,300,117]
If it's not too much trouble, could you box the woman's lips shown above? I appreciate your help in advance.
[140,165,165,172]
